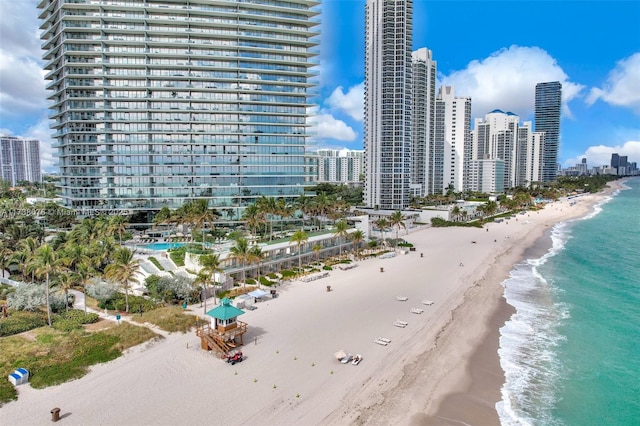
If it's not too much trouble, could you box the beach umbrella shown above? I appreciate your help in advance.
[334,350,347,360]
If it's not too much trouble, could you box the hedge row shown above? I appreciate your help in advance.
[0,311,47,337]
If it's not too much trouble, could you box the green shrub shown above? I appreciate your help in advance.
[267,273,278,279]
[99,294,156,313]
[168,247,186,266]
[430,217,482,228]
[259,276,273,287]
[148,257,164,271]
[322,265,332,271]
[280,270,296,278]
[0,310,48,337]
[52,310,99,331]
[246,278,256,285]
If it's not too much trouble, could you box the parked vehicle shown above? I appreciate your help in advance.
[224,351,244,365]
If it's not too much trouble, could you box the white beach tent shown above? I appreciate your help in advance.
[248,289,269,300]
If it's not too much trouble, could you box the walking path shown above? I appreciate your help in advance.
[69,289,170,338]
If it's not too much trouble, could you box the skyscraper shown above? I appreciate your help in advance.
[435,86,471,194]
[535,81,562,182]
[410,48,436,198]
[316,149,364,184]
[38,0,319,217]
[0,136,42,185]
[364,0,413,210]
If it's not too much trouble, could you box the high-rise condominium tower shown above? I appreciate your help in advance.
[0,136,42,185]
[38,0,319,216]
[535,81,562,182]
[411,48,437,198]
[364,0,413,210]
[435,86,471,194]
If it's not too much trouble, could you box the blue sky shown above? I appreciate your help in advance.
[315,0,640,168]
[1,0,639,171]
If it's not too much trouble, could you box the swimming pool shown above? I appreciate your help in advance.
[139,242,187,251]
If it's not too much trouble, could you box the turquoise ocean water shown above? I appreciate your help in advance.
[496,177,640,425]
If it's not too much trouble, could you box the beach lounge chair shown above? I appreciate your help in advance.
[351,354,363,365]
[378,337,391,343]
[396,296,408,301]
[373,339,388,346]
[393,320,408,328]
[411,308,424,314]
[421,299,434,305]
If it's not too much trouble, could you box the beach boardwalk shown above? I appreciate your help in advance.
[196,298,247,358]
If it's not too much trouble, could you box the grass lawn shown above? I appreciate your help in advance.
[129,306,197,333]
[0,322,160,406]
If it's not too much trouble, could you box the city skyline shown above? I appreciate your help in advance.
[0,1,639,172]
[316,0,640,168]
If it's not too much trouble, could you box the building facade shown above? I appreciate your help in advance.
[38,0,319,217]
[364,0,413,210]
[472,110,519,190]
[535,81,562,183]
[0,136,42,185]
[468,158,505,194]
[316,149,364,184]
[435,86,471,194]
[410,47,436,198]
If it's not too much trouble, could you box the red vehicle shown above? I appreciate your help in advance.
[224,351,244,365]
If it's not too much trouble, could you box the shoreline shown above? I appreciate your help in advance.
[0,184,621,426]
[415,182,622,425]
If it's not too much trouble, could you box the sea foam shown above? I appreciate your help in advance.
[496,222,572,426]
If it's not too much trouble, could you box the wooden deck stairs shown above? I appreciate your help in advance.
[196,323,246,358]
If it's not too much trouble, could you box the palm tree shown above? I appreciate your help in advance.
[388,211,406,250]
[55,270,74,312]
[196,253,223,313]
[332,220,349,258]
[350,230,365,260]
[485,201,499,216]
[104,247,140,313]
[295,193,314,231]
[30,243,65,326]
[248,245,266,287]
[108,215,129,245]
[61,241,91,274]
[0,241,12,279]
[75,260,96,313]
[242,203,265,239]
[275,197,293,235]
[228,238,251,290]
[312,243,322,263]
[11,237,40,282]
[256,196,278,240]
[374,218,389,247]
[191,199,219,249]
[289,230,308,269]
[451,206,461,221]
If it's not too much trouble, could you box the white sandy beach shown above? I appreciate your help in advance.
[0,185,617,426]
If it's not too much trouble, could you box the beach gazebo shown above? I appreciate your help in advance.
[196,298,248,356]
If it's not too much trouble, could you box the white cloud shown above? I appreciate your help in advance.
[24,117,57,172]
[326,83,365,121]
[309,113,357,142]
[440,45,584,121]
[0,0,48,124]
[585,53,640,114]
[564,140,640,167]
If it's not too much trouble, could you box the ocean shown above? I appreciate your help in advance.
[496,177,640,426]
